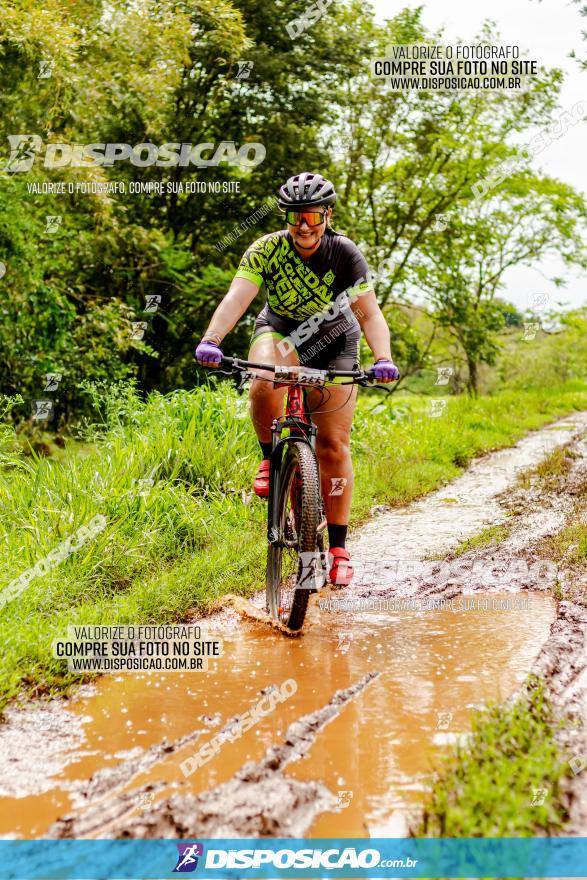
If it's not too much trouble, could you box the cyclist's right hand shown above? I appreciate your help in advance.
[195,339,223,367]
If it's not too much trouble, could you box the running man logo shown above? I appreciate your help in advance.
[5,135,42,172]
[430,399,447,418]
[569,755,587,775]
[45,215,62,234]
[38,59,53,79]
[44,373,62,391]
[298,552,327,590]
[144,294,161,313]
[531,292,549,312]
[336,631,353,654]
[236,61,253,79]
[137,790,154,810]
[435,367,453,386]
[337,789,354,808]
[173,843,204,873]
[329,477,347,496]
[131,321,148,340]
[523,322,540,341]
[32,400,54,421]
[432,213,449,232]
[436,711,452,730]
[531,788,548,806]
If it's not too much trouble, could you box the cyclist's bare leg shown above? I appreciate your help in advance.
[248,335,299,445]
[307,384,357,525]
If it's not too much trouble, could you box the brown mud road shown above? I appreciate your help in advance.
[1,412,586,840]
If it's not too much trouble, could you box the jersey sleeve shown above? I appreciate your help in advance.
[342,238,373,299]
[233,236,269,287]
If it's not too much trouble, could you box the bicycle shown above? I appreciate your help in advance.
[214,356,394,632]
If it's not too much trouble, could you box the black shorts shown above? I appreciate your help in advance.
[251,305,360,371]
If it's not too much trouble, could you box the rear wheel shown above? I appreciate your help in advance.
[266,441,321,631]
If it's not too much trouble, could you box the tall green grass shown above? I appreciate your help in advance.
[416,679,569,836]
[0,375,586,711]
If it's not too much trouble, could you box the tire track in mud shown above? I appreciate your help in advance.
[1,412,587,839]
[48,673,380,839]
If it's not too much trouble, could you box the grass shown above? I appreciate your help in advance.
[536,502,587,606]
[516,444,577,490]
[350,383,587,518]
[514,434,587,605]
[0,379,587,712]
[415,678,570,836]
[430,523,512,560]
[542,520,587,567]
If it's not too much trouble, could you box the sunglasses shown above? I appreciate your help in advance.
[285,210,327,227]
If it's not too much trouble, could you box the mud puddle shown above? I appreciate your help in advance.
[0,412,586,840]
[0,593,554,839]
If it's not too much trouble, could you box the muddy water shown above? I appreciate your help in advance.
[2,413,585,840]
[0,592,555,839]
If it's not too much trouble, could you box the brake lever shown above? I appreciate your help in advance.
[236,369,253,389]
[359,376,396,393]
[210,368,236,378]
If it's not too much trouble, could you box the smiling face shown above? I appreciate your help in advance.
[287,207,333,258]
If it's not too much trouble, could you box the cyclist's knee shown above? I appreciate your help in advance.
[316,434,351,464]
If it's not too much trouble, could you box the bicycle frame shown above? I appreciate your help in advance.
[208,356,397,627]
[267,384,319,546]
[213,357,394,551]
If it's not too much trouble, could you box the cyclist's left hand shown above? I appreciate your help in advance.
[372,359,400,383]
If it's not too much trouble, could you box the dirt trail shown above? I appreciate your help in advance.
[0,412,586,840]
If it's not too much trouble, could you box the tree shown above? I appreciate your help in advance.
[325,8,584,393]
[0,0,376,411]
[409,172,586,393]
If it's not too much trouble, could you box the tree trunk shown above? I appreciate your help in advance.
[466,357,478,396]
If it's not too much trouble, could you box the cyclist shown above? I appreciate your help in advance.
[196,172,399,586]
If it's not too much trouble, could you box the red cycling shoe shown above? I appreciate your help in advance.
[329,547,353,586]
[253,459,270,498]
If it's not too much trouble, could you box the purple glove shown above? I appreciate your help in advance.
[372,359,400,381]
[195,340,223,367]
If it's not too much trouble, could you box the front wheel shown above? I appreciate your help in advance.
[266,441,321,631]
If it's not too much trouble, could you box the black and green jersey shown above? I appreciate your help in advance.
[234,228,372,321]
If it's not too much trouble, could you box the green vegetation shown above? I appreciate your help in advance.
[416,419,587,839]
[432,524,512,560]
[416,679,569,836]
[0,0,585,847]
[1,2,586,414]
[1,374,586,712]
[544,521,587,567]
[516,443,577,489]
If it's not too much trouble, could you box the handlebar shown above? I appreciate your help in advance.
[220,356,363,378]
[216,356,397,388]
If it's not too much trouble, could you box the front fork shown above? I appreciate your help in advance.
[266,415,329,589]
[266,417,317,545]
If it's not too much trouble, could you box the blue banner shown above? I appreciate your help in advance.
[1,837,587,879]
